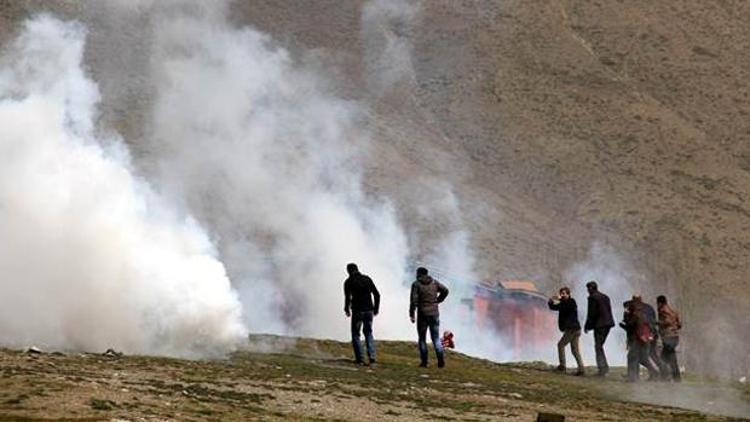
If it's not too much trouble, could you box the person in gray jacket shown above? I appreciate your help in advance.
[409,267,449,368]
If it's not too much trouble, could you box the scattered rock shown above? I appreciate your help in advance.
[537,412,565,422]
[508,392,523,399]
[739,376,747,384]
[89,397,118,411]
[103,349,123,359]
[26,346,42,355]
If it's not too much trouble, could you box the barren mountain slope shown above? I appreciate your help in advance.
[1,1,748,375]
[408,0,750,374]
[238,0,750,374]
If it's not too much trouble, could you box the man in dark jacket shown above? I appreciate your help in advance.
[548,287,585,375]
[344,263,380,365]
[409,267,449,368]
[584,281,615,376]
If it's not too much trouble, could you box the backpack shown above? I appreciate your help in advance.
[636,321,654,344]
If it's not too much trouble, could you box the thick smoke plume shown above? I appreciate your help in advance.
[0,0,528,362]
[0,0,419,354]
[565,243,635,366]
[139,1,412,340]
[0,16,246,356]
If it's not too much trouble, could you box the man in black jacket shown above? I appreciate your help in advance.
[409,267,449,368]
[584,281,615,376]
[548,287,585,375]
[344,263,380,365]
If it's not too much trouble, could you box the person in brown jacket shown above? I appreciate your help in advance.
[657,295,682,381]
[409,267,449,368]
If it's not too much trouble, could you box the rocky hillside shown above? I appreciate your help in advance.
[0,337,748,420]
[1,0,749,375]
[239,0,750,376]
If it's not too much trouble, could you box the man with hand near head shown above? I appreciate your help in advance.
[549,286,585,376]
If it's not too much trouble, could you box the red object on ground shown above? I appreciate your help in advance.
[441,331,455,349]
[469,280,557,359]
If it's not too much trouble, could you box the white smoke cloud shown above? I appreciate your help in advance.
[361,0,420,95]
[413,184,542,362]
[137,2,413,340]
[0,15,246,356]
[0,1,515,360]
[565,242,635,366]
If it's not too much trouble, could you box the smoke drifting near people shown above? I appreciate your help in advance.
[0,0,471,355]
[1,1,734,380]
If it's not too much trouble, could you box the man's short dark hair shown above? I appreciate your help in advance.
[416,267,428,277]
[559,287,571,295]
[346,263,359,274]
[586,281,598,291]
[657,295,667,304]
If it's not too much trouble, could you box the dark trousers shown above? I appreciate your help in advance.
[351,311,376,363]
[557,329,584,370]
[660,336,681,381]
[417,313,444,364]
[593,327,611,374]
[627,340,660,381]
[649,337,661,368]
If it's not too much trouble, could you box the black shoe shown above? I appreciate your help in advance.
[369,360,377,368]
[555,365,566,372]
[355,360,366,366]
[574,370,585,376]
[437,359,445,368]
[419,361,428,368]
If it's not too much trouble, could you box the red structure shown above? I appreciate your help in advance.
[468,280,557,359]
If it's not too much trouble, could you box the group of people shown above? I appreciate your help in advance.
[548,281,683,382]
[343,263,449,368]
[342,263,683,382]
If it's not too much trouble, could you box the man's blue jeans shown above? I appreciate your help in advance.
[351,311,376,363]
[417,313,443,364]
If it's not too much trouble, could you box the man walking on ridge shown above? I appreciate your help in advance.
[584,281,615,376]
[657,295,682,382]
[344,263,380,366]
[548,287,585,376]
[409,267,449,368]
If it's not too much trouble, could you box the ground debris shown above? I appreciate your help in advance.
[0,338,745,421]
[103,348,124,359]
